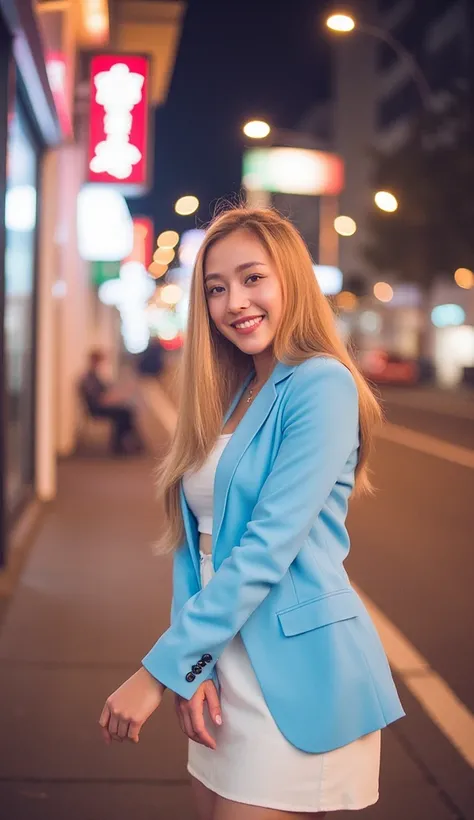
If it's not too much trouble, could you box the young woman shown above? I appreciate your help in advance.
[99,207,404,819]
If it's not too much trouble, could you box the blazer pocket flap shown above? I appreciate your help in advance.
[277,590,359,637]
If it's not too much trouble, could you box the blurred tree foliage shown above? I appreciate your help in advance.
[364,87,474,291]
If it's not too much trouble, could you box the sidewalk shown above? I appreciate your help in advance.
[0,378,468,819]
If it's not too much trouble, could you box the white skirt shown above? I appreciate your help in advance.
[188,552,381,812]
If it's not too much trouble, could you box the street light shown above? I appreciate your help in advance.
[243,120,271,139]
[325,12,431,108]
[374,191,398,212]
[326,13,355,32]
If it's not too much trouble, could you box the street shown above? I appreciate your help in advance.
[0,379,472,819]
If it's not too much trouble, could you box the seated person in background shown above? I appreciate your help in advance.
[79,349,143,456]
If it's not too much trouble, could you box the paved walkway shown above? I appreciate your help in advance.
[0,375,469,819]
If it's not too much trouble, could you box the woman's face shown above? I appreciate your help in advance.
[204,229,283,358]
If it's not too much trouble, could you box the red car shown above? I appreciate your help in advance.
[360,350,419,385]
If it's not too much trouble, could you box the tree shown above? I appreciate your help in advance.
[364,87,474,292]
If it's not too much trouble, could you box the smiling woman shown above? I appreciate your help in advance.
[100,206,403,820]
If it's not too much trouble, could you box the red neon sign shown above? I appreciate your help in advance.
[88,54,149,186]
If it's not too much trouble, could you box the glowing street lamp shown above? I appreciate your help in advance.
[326,13,355,33]
[175,195,199,216]
[325,13,431,107]
[374,191,398,213]
[243,120,271,139]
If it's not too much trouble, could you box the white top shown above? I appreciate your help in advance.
[182,434,232,534]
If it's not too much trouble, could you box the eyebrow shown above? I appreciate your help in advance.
[205,261,266,283]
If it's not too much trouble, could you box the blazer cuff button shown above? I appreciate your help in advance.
[185,672,195,683]
[202,653,212,664]
[191,664,203,675]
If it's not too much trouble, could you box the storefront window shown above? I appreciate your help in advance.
[4,99,39,514]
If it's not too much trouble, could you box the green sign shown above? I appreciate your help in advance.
[91,260,121,287]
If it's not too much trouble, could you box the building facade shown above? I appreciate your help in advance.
[0,0,185,569]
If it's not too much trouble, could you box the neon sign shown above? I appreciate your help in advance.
[88,54,149,186]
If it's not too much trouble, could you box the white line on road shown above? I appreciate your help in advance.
[377,422,474,469]
[355,585,474,768]
[144,378,474,768]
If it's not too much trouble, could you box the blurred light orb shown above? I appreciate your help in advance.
[153,247,175,265]
[359,311,382,334]
[148,261,168,279]
[336,290,358,311]
[374,191,398,212]
[431,304,465,328]
[157,230,179,249]
[454,267,474,289]
[161,284,183,305]
[98,278,122,306]
[326,13,355,32]
[243,120,271,139]
[373,282,394,302]
[175,195,199,216]
[334,215,357,236]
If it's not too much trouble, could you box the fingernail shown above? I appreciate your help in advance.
[215,714,222,725]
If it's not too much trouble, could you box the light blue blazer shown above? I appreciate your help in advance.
[142,356,404,753]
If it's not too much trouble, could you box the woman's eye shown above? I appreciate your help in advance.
[207,286,224,296]
[246,274,263,284]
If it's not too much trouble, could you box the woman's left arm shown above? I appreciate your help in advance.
[142,358,359,699]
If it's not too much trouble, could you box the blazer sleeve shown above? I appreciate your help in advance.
[141,358,359,698]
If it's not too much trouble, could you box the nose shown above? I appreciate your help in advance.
[227,283,251,315]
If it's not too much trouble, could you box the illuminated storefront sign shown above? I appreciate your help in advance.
[88,54,149,188]
[243,148,344,196]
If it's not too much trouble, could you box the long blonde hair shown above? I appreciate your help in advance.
[155,206,382,554]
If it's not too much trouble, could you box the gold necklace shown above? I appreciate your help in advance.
[246,377,259,404]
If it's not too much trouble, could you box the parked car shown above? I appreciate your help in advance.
[360,350,420,386]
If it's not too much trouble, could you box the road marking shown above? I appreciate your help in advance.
[145,376,474,768]
[355,585,474,768]
[377,422,474,469]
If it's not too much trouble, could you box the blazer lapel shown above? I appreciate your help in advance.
[212,361,296,567]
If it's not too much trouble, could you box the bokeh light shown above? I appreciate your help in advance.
[157,230,179,249]
[454,267,474,289]
[374,191,398,212]
[175,195,199,216]
[161,284,183,305]
[335,291,358,311]
[373,282,394,302]
[153,247,175,265]
[334,215,357,236]
[148,262,168,279]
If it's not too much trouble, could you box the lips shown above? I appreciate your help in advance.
[231,315,265,329]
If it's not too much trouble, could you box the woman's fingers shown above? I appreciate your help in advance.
[98,703,112,745]
[189,700,217,750]
[204,682,222,726]
[181,707,201,744]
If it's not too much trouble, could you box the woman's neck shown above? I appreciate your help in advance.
[252,349,276,386]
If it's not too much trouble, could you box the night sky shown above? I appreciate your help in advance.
[129,0,333,236]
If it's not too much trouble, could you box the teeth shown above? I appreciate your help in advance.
[235,317,263,329]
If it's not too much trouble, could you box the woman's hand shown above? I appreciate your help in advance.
[174,680,222,750]
[99,666,165,745]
